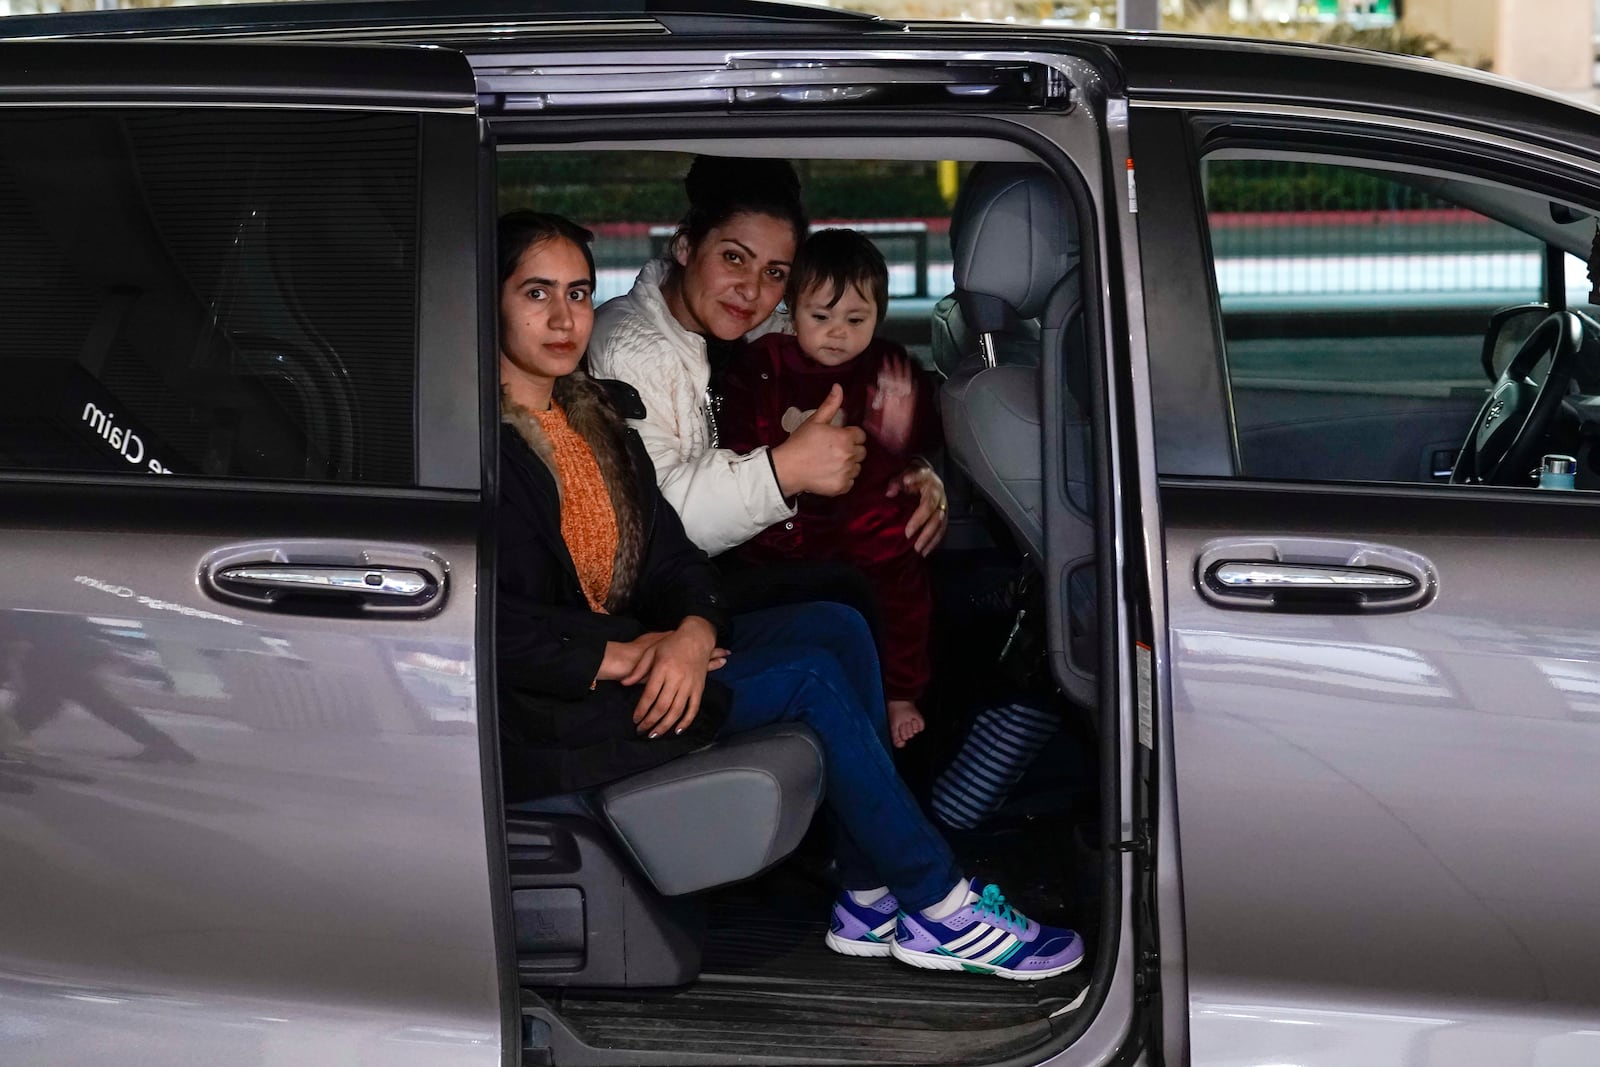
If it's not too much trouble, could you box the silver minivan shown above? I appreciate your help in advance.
[0,4,1597,1066]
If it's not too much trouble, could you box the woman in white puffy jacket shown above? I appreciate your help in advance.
[589,155,948,565]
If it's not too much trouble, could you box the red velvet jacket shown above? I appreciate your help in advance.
[717,333,940,565]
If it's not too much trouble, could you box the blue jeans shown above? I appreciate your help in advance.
[720,602,961,912]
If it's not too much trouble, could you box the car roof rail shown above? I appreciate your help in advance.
[475,51,1074,115]
[0,0,894,44]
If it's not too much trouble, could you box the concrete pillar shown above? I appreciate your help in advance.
[1405,0,1594,91]
[1404,0,1496,68]
[1494,0,1594,91]
[1121,0,1161,29]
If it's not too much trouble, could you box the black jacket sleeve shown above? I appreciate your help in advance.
[496,588,640,702]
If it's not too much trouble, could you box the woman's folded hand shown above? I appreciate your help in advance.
[625,616,722,738]
[595,631,670,684]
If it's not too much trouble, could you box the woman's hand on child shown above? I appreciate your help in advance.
[770,383,866,498]
[626,616,721,738]
[887,459,949,556]
[864,355,917,455]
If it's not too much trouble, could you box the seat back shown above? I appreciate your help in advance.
[938,163,1097,705]
[938,163,1080,562]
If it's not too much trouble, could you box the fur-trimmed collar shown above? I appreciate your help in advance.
[502,370,644,612]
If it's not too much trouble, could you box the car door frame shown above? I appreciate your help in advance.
[474,35,1165,1067]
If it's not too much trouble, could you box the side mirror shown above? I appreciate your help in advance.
[1482,304,1550,382]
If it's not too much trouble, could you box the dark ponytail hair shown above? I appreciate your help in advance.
[671,155,808,255]
[498,210,596,286]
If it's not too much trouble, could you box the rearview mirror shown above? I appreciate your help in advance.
[1482,304,1550,381]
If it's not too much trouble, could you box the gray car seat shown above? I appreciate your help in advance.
[938,163,1097,702]
[506,723,823,987]
[930,165,1050,552]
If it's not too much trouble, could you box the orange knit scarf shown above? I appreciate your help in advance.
[533,403,618,613]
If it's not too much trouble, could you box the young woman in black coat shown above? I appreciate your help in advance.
[496,214,731,800]
[494,212,1083,982]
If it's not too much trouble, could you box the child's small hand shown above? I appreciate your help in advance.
[864,355,917,455]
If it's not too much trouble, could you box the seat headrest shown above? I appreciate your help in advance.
[951,163,1078,331]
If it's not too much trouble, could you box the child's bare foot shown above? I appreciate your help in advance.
[887,700,925,748]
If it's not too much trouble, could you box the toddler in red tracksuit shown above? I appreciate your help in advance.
[718,228,940,747]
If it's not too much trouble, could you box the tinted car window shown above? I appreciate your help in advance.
[1205,158,1542,392]
[0,111,418,483]
[1197,156,1553,485]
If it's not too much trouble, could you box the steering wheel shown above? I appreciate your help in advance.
[1451,311,1581,485]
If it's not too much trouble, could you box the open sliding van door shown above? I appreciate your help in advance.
[0,40,509,1067]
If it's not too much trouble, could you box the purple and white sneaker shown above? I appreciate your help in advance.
[891,879,1083,980]
[824,890,900,957]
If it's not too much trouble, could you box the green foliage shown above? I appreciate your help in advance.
[1204,160,1448,213]
[802,160,954,219]
[497,153,954,225]
[1316,22,1463,63]
[499,152,690,223]
[1163,4,1482,67]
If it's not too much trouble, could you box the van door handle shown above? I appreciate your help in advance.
[1209,563,1417,594]
[215,565,435,600]
[200,541,447,617]
[1196,538,1435,613]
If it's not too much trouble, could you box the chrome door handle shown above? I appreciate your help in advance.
[201,541,447,617]
[1196,538,1436,613]
[215,566,434,599]
[1209,563,1417,594]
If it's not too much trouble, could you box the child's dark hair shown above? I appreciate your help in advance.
[672,155,808,253]
[498,210,596,286]
[786,228,889,324]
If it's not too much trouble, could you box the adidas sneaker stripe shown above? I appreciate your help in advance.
[944,925,993,953]
[958,928,1008,959]
[974,934,1020,964]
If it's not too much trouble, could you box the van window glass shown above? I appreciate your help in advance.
[499,151,963,369]
[1199,156,1570,485]
[0,110,418,483]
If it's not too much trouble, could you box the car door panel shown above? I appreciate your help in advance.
[0,43,502,1066]
[1163,481,1600,1066]
[0,487,496,1065]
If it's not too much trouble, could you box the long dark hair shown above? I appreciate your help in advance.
[670,155,808,255]
[498,210,596,285]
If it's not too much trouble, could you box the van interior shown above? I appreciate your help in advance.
[493,139,1118,1067]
